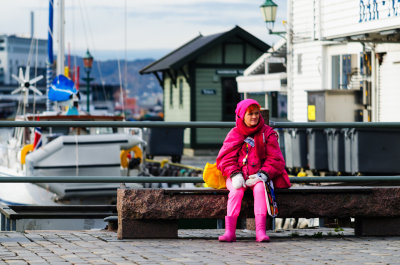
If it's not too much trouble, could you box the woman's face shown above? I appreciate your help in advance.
[244,109,260,127]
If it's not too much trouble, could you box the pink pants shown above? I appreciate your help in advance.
[226,177,267,217]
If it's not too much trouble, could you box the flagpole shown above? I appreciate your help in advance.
[57,0,65,76]
[46,0,54,111]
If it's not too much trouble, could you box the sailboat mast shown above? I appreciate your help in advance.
[46,0,54,111]
[57,0,65,76]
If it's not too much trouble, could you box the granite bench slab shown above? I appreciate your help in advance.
[117,186,400,238]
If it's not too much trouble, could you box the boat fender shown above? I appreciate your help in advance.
[21,144,34,165]
[120,146,142,168]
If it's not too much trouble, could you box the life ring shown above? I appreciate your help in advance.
[21,144,34,165]
[120,146,142,168]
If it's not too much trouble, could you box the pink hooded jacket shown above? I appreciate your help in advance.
[216,99,291,189]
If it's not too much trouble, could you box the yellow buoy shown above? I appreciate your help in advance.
[120,146,142,168]
[21,144,34,165]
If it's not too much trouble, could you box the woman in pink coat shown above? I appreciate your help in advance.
[216,99,290,242]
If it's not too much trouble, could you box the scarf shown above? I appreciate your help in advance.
[235,99,267,160]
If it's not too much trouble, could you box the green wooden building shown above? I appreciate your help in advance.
[140,26,270,149]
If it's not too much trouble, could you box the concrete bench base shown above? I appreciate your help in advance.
[119,220,178,239]
[117,187,400,239]
[355,217,400,236]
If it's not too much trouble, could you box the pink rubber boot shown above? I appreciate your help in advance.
[218,216,237,242]
[255,215,270,242]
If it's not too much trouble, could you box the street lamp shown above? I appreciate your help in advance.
[82,49,94,113]
[260,0,286,37]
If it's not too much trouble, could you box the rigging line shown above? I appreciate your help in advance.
[124,0,128,93]
[15,94,22,120]
[33,38,39,117]
[76,0,106,101]
[69,0,78,85]
[117,59,126,121]
[77,0,89,48]
[78,0,106,99]
[26,34,36,68]
[34,39,38,78]
[75,133,79,176]
[80,0,106,95]
[98,62,107,102]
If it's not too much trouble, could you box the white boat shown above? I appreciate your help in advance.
[0,113,145,205]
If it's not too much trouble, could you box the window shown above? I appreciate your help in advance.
[332,55,340,89]
[342,54,352,87]
[297,54,302,74]
[331,54,358,89]
[179,78,183,107]
[169,80,173,107]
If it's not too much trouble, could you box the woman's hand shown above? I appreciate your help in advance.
[231,173,246,189]
[245,174,262,187]
[245,172,269,187]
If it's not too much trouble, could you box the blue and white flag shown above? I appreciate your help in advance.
[48,75,78,102]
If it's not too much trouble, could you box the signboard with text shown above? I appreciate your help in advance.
[320,1,400,39]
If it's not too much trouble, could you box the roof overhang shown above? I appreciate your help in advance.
[327,29,400,43]
[236,73,287,93]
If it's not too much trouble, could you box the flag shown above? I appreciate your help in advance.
[33,127,42,150]
[49,75,78,102]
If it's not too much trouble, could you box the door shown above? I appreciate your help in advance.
[221,77,241,121]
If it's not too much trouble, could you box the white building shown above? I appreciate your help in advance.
[0,35,47,86]
[241,1,400,122]
[288,0,400,122]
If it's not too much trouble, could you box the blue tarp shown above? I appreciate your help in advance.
[48,75,78,102]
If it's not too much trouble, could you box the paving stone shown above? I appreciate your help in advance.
[5,259,28,264]
[3,230,400,264]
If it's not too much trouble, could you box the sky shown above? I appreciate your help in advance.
[0,0,287,60]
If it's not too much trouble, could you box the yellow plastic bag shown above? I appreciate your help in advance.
[202,162,226,189]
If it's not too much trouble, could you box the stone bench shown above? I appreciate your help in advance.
[117,186,400,239]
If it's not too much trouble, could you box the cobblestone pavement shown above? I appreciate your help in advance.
[1,228,400,264]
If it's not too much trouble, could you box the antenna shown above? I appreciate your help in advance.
[30,11,34,38]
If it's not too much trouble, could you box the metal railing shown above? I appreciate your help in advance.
[2,120,400,129]
[0,176,399,184]
[1,120,400,185]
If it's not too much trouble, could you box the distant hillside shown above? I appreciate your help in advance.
[70,57,162,98]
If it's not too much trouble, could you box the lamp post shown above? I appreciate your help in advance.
[82,49,94,113]
[260,0,286,37]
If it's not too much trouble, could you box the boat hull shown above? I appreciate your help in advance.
[0,134,143,205]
